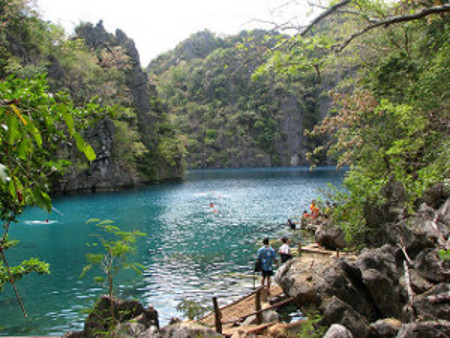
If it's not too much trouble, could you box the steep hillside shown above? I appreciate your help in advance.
[147,30,336,168]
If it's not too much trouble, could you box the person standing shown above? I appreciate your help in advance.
[279,237,293,263]
[257,238,278,292]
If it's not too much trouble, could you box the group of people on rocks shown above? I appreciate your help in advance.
[256,199,338,292]
[288,199,337,230]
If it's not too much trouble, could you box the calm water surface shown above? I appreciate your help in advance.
[0,167,345,335]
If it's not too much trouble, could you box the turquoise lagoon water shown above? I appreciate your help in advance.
[0,167,345,335]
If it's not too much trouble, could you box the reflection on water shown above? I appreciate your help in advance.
[0,167,345,335]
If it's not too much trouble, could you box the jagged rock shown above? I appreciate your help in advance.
[319,263,378,321]
[266,320,308,337]
[319,297,370,338]
[414,248,450,283]
[361,269,401,318]
[84,296,159,337]
[420,183,450,209]
[323,324,354,338]
[159,322,223,338]
[396,320,450,338]
[399,268,433,295]
[115,322,161,338]
[356,245,401,283]
[241,309,280,326]
[275,256,378,321]
[369,318,402,337]
[315,223,347,250]
[413,283,450,321]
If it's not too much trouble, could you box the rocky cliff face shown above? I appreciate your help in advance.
[53,119,142,193]
[53,22,184,193]
[275,185,450,337]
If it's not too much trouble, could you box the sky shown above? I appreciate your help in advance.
[34,0,311,66]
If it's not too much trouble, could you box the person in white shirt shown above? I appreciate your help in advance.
[279,237,293,263]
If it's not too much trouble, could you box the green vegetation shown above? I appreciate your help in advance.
[176,298,211,320]
[81,219,146,299]
[287,0,450,246]
[147,30,327,168]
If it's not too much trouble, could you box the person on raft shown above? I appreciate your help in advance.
[257,238,278,293]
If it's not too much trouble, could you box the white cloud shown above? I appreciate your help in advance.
[35,0,311,66]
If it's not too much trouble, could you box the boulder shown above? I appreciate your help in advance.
[115,322,162,338]
[315,224,347,250]
[356,245,401,282]
[319,263,378,321]
[84,296,159,337]
[413,283,450,321]
[413,248,450,283]
[396,320,450,338]
[361,269,401,318]
[159,322,223,338]
[241,309,280,326]
[275,256,378,321]
[323,324,354,338]
[420,183,450,209]
[319,296,371,338]
[369,318,402,337]
[399,268,433,295]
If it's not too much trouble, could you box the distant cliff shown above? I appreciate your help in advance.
[147,30,338,168]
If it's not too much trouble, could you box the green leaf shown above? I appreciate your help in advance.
[7,115,19,144]
[32,188,52,212]
[62,110,75,136]
[80,264,93,278]
[83,144,96,161]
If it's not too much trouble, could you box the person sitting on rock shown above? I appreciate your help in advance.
[310,200,320,219]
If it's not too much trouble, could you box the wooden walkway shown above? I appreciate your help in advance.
[196,244,353,336]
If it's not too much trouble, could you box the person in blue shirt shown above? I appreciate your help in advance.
[257,238,278,292]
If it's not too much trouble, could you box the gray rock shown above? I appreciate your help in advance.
[323,324,354,338]
[320,296,371,338]
[399,268,433,295]
[369,318,402,337]
[160,322,223,338]
[115,322,161,338]
[315,224,347,250]
[396,320,450,338]
[362,269,401,318]
[356,245,401,282]
[242,309,280,326]
[84,296,159,337]
[275,257,378,321]
[414,248,450,283]
[413,283,450,321]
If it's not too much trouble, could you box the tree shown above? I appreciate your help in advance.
[286,0,450,245]
[0,74,98,316]
[80,219,146,329]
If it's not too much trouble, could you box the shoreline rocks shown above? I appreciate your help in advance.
[275,195,450,337]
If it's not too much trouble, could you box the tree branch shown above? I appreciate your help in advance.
[333,4,450,52]
[301,0,352,36]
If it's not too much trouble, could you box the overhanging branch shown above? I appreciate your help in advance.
[301,0,352,36]
[333,4,450,52]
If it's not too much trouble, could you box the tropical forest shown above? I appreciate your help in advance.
[0,0,449,336]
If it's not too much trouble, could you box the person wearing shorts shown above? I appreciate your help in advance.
[257,238,278,292]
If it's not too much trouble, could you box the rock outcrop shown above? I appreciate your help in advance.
[276,193,450,337]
